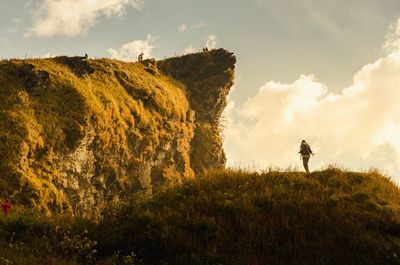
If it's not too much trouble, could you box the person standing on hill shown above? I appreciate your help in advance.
[138,52,144,62]
[299,140,314,173]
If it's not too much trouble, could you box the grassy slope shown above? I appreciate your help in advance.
[1,168,400,265]
[0,50,235,214]
[0,58,193,212]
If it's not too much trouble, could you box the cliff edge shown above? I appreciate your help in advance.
[0,49,236,215]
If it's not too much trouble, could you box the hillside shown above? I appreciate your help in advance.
[1,168,400,265]
[2,49,400,265]
[0,49,235,215]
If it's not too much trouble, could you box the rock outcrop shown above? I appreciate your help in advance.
[0,49,235,216]
[158,50,235,174]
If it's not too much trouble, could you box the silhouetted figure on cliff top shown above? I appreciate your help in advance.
[138,52,144,61]
[299,140,314,173]
[202,47,209,52]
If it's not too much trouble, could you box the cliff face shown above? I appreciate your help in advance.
[0,49,235,215]
[158,50,235,174]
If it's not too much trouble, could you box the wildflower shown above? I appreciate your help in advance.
[1,200,11,216]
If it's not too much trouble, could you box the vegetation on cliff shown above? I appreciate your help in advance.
[0,49,235,215]
[159,51,235,174]
[1,168,400,265]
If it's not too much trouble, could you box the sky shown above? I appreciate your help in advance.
[1,0,400,179]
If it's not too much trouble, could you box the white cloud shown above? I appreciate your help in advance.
[384,17,400,54]
[224,41,400,179]
[107,34,155,61]
[26,0,142,37]
[204,35,217,49]
[178,24,187,33]
[184,44,197,54]
[182,34,217,54]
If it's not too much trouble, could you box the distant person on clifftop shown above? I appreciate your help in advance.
[138,52,144,61]
[1,199,11,216]
[299,140,314,173]
[202,47,209,52]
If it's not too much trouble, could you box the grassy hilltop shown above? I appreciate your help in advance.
[0,55,193,214]
[0,50,235,215]
[1,168,400,265]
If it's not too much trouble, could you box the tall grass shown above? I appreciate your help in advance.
[0,56,195,213]
[1,168,400,264]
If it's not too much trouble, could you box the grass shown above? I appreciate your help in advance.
[1,168,400,265]
[0,55,197,213]
[0,50,236,214]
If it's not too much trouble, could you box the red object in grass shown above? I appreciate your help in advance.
[1,200,11,216]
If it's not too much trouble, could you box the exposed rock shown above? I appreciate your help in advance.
[0,50,235,216]
[158,49,236,174]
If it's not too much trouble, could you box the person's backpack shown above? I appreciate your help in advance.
[299,143,312,156]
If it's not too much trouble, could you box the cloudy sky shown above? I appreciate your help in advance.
[1,0,400,178]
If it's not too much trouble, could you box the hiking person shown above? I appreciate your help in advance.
[299,140,314,173]
[138,52,144,61]
[1,200,11,216]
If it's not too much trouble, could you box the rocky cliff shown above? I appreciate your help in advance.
[0,49,235,215]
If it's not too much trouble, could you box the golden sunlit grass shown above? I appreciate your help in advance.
[0,56,194,213]
[0,49,235,214]
[1,168,400,264]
